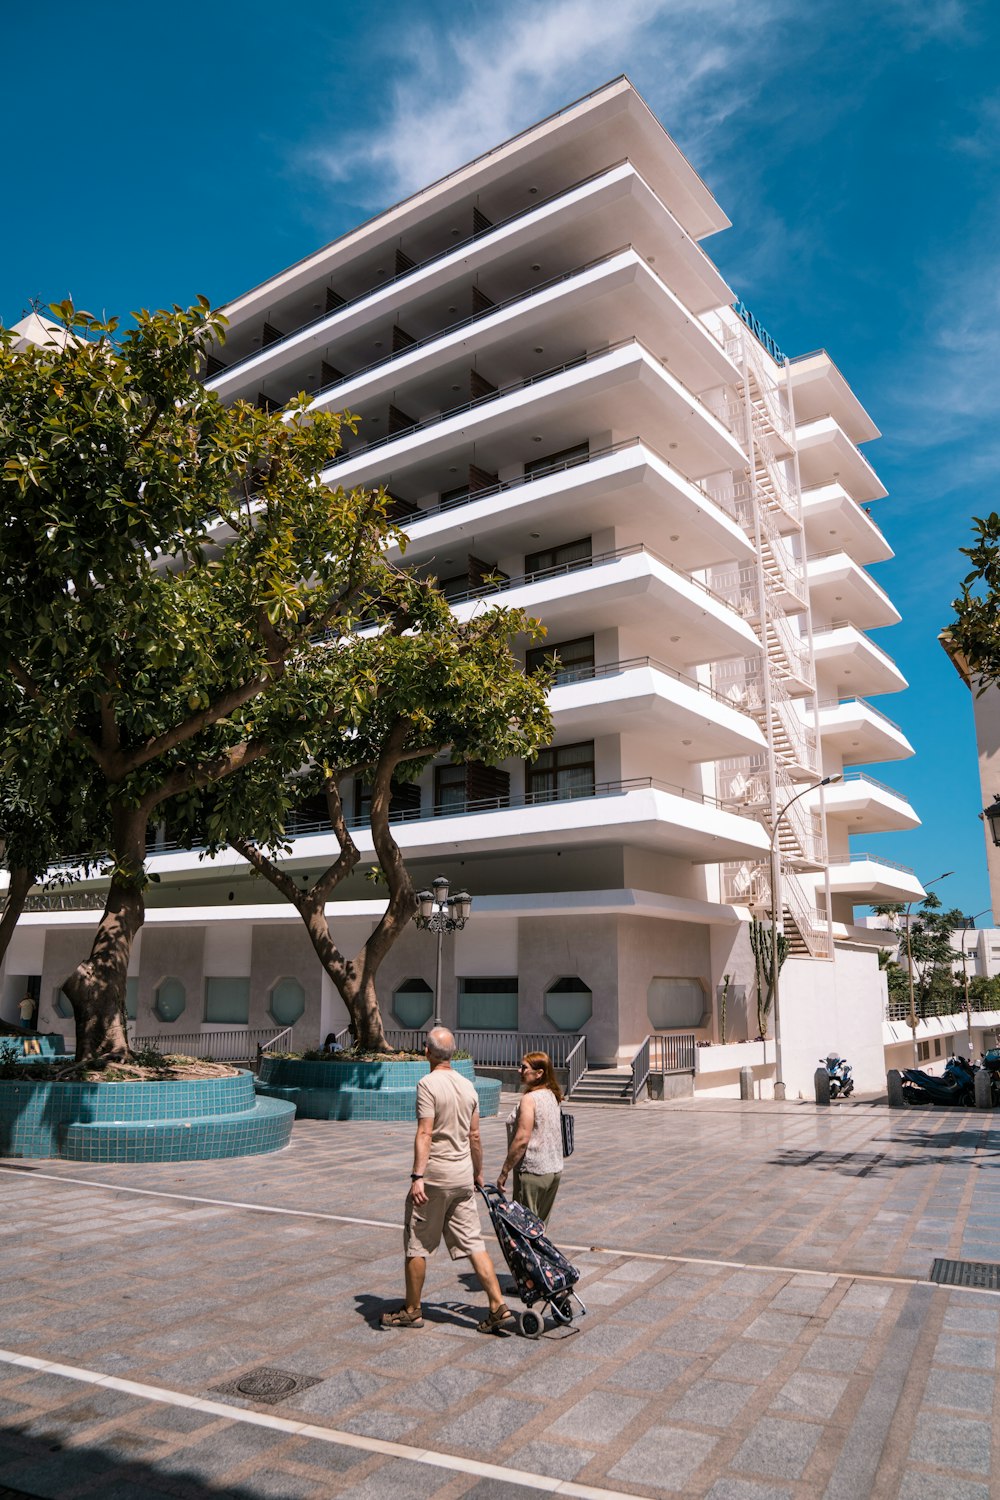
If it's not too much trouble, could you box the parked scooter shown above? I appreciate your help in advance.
[901,1054,976,1107]
[979,1048,1000,1104]
[819,1053,854,1099]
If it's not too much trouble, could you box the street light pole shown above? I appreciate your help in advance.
[413,875,472,1030]
[905,871,953,1067]
[769,773,841,1100]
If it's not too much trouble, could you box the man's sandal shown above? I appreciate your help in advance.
[379,1308,424,1329]
[477,1304,515,1335]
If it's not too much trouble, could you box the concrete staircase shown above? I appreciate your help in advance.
[569,1066,635,1105]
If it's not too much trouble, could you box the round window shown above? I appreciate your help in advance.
[544,977,593,1031]
[393,978,433,1029]
[269,977,306,1027]
[154,977,186,1023]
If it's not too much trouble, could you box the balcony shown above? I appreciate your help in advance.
[816,697,915,764]
[801,483,892,567]
[547,657,767,761]
[826,854,925,904]
[393,437,754,574]
[814,772,920,834]
[443,544,761,665]
[140,777,771,874]
[321,339,747,497]
[213,156,735,386]
[795,417,887,504]
[812,623,907,697]
[788,351,879,445]
[805,552,900,631]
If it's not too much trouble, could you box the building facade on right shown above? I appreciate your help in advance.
[4,78,922,1095]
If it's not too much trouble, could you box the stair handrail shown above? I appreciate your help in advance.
[631,1035,652,1103]
[564,1035,588,1098]
[254,1026,294,1071]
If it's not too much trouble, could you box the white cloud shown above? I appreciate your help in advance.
[303,0,787,205]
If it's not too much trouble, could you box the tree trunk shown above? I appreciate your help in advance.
[0,866,32,972]
[339,968,391,1054]
[62,804,147,1064]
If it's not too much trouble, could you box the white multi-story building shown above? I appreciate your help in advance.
[2,79,922,1095]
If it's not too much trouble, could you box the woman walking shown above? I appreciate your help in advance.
[497,1051,563,1226]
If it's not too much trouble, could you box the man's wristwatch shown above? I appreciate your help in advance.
[410,1173,424,1181]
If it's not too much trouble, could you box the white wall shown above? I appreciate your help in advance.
[453,916,518,976]
[778,945,887,1096]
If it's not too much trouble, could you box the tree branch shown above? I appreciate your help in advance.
[228,834,307,911]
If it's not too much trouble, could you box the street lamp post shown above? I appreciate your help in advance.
[904,871,953,1067]
[768,773,841,1100]
[413,875,472,1029]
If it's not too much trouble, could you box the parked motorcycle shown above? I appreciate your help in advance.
[820,1053,854,1099]
[901,1054,976,1107]
[979,1048,1000,1104]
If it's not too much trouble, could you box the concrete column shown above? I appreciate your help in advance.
[739,1065,754,1100]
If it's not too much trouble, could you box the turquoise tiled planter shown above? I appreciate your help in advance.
[0,1069,294,1161]
[256,1056,502,1122]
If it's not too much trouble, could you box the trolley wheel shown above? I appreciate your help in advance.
[518,1309,545,1339]
[551,1294,574,1324]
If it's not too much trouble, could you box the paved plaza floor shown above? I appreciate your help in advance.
[0,1095,997,1499]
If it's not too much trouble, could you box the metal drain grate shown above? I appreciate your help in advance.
[930,1258,1000,1290]
[212,1365,322,1405]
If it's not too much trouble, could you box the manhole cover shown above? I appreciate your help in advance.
[930,1258,1000,1290]
[212,1365,322,1405]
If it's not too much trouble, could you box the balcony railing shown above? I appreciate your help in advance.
[547,653,741,709]
[439,541,741,617]
[885,996,1000,1024]
[209,157,634,382]
[817,696,906,735]
[828,852,916,874]
[828,771,912,801]
[324,334,737,473]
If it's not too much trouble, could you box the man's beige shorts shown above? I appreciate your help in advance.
[404,1183,486,1261]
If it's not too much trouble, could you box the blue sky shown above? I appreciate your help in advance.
[4,0,999,919]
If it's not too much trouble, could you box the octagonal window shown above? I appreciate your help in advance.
[393,978,433,1029]
[544,977,593,1032]
[154,977,186,1024]
[647,977,707,1030]
[269,977,305,1027]
[53,986,73,1020]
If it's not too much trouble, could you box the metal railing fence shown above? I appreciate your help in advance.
[630,1036,651,1103]
[131,1026,290,1062]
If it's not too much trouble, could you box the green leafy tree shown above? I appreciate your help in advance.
[946,512,1000,686]
[0,299,406,1063]
[182,592,552,1052]
[873,895,966,1013]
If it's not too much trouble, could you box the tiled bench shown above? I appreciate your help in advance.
[61,1096,295,1163]
[255,1058,502,1121]
[0,1069,294,1160]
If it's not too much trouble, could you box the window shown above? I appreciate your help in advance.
[435,763,469,816]
[204,977,250,1025]
[458,977,518,1030]
[269,978,305,1027]
[524,441,590,481]
[647,977,708,1030]
[525,536,591,577]
[53,986,73,1020]
[353,779,421,824]
[545,977,593,1031]
[527,636,595,685]
[526,741,595,803]
[125,977,139,1021]
[917,1040,931,1062]
[154,978,186,1024]
[933,1037,943,1058]
[393,978,434,1028]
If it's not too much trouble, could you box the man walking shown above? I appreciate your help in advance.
[381,1025,514,1334]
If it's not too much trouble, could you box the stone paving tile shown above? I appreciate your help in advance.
[546,1389,648,1443]
[923,1367,995,1414]
[898,1474,991,1500]
[729,1416,823,1480]
[608,1424,719,1491]
[908,1413,993,1473]
[769,1370,848,1419]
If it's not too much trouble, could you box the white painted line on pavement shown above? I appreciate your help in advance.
[0,1347,636,1499]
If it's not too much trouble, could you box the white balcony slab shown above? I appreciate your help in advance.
[806,552,900,630]
[321,342,746,496]
[394,442,754,574]
[813,775,920,834]
[826,858,925,903]
[449,547,761,664]
[549,663,767,760]
[801,483,893,566]
[812,623,907,697]
[795,417,887,504]
[816,698,914,763]
[788,351,880,444]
